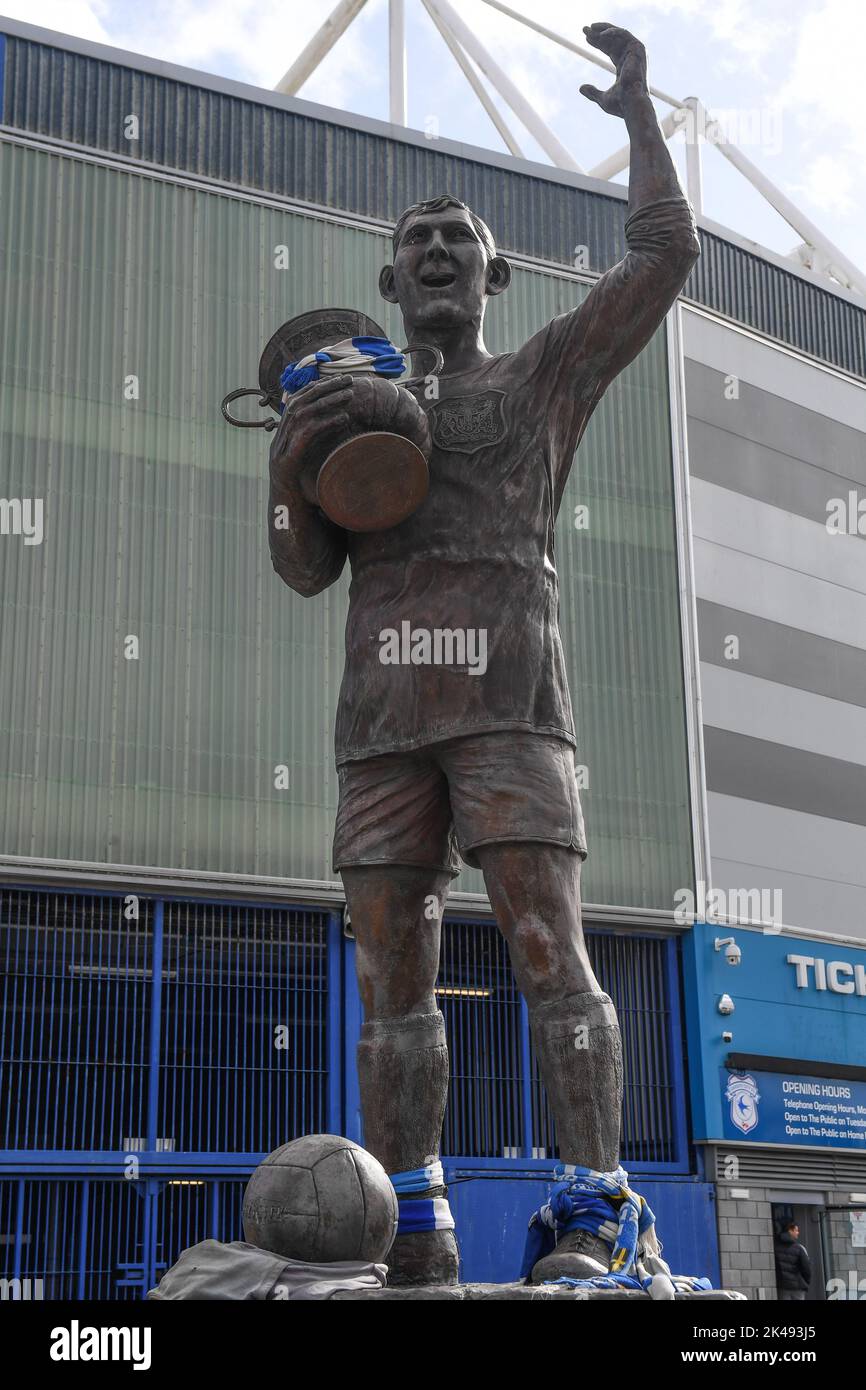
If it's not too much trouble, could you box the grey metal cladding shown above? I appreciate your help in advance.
[688,416,859,529]
[687,417,866,529]
[3,32,865,378]
[688,232,866,380]
[704,725,866,827]
[685,362,866,481]
[698,600,866,710]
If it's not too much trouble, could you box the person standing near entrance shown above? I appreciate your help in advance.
[775,1221,812,1300]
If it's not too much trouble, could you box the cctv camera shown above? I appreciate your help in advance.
[725,941,741,966]
[718,993,735,1016]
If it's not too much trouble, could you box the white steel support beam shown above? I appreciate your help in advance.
[682,97,703,216]
[272,0,864,299]
[389,0,407,125]
[694,100,866,296]
[425,0,583,171]
[422,0,525,157]
[274,0,370,95]
[792,242,833,277]
[479,0,685,110]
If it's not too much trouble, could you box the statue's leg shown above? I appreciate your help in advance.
[472,841,623,1281]
[341,863,459,1287]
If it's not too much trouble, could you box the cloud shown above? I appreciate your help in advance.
[0,0,377,94]
[0,0,111,41]
[467,0,785,78]
[786,154,855,219]
[102,2,374,90]
[761,0,865,257]
[775,0,866,158]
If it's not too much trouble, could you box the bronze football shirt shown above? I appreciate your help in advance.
[332,196,699,764]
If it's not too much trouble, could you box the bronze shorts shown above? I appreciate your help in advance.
[333,731,587,878]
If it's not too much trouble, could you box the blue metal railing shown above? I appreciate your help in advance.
[156,900,329,1152]
[529,930,687,1170]
[0,883,691,1296]
[0,887,332,1155]
[0,890,152,1149]
[438,919,524,1160]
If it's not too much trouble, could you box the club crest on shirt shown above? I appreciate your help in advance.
[429,390,507,454]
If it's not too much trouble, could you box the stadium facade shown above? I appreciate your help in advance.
[0,17,864,1298]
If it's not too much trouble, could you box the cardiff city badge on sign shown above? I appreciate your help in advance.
[725,1073,761,1135]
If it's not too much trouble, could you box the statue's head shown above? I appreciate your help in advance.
[379,194,511,334]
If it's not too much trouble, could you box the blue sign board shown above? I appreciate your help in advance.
[720,1069,866,1150]
[682,922,866,1145]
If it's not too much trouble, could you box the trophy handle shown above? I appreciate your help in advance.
[400,343,445,379]
[221,387,281,430]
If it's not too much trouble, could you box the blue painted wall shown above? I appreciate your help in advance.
[447,1168,720,1285]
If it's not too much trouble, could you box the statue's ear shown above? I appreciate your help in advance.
[379,264,399,304]
[486,255,512,297]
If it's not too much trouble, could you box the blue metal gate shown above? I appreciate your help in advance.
[0,886,338,1296]
[0,1174,250,1298]
[1,884,713,1295]
[343,919,688,1170]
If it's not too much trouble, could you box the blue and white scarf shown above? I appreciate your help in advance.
[279,336,405,406]
[390,1162,455,1237]
[521,1164,712,1297]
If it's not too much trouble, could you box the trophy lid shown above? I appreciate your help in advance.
[258,308,390,411]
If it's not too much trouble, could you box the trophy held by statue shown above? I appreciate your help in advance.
[221,308,436,532]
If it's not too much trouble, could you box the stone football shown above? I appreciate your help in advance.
[242,1134,399,1264]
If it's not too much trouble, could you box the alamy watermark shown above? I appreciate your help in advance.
[0,497,43,545]
[674,880,783,929]
[827,1272,866,1300]
[1,1277,44,1300]
[49,1321,151,1370]
[379,621,487,675]
[826,491,866,536]
[672,104,783,156]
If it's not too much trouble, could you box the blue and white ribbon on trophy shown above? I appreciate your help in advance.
[279,336,406,409]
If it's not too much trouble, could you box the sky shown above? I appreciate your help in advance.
[2,0,863,290]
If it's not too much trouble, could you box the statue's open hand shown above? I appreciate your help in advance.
[269,375,354,486]
[580,23,647,119]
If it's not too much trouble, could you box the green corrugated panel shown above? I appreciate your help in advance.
[0,143,693,907]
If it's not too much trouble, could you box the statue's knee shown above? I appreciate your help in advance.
[510,917,595,1005]
[512,916,558,981]
[356,951,437,1021]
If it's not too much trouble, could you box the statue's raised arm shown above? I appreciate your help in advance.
[560,22,700,390]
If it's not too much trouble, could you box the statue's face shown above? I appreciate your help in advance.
[388,206,491,330]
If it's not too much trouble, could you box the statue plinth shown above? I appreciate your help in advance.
[333,1282,747,1301]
